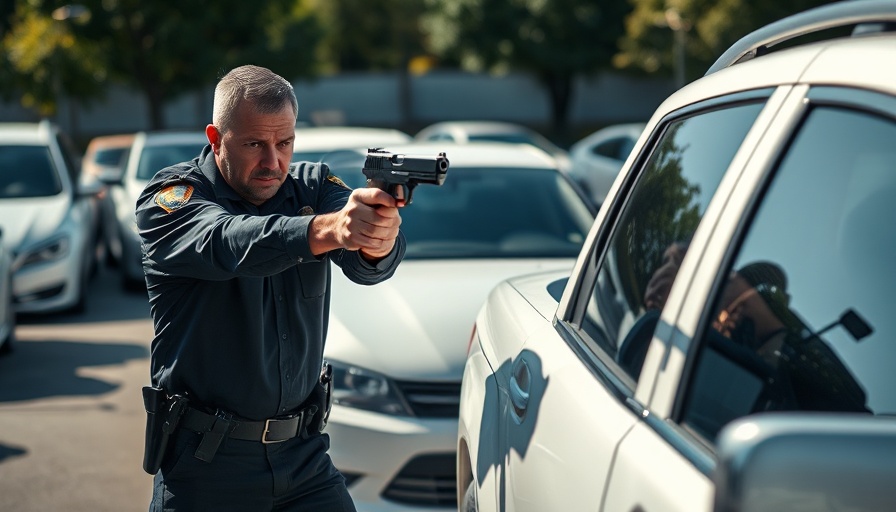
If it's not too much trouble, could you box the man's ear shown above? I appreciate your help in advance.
[205,124,221,152]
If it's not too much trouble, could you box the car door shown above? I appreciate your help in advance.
[501,89,776,512]
[606,85,896,511]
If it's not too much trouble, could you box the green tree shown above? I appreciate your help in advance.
[1,0,323,129]
[312,0,428,72]
[615,0,837,86]
[422,0,632,136]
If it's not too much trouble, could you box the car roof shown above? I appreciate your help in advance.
[135,131,208,147]
[0,121,57,144]
[357,141,560,169]
[85,133,135,151]
[294,126,411,151]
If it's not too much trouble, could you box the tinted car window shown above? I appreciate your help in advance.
[0,145,63,198]
[593,137,635,161]
[136,144,205,180]
[336,165,592,260]
[580,102,765,382]
[94,147,128,166]
[683,106,896,441]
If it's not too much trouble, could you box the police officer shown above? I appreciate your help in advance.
[137,65,406,511]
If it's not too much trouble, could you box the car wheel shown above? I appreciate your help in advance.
[461,479,478,512]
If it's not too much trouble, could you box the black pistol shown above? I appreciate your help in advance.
[362,148,449,204]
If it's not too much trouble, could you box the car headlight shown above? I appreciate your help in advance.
[15,235,71,270]
[329,359,412,416]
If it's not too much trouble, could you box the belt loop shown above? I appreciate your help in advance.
[194,410,235,462]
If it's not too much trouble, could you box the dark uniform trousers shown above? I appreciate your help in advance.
[150,429,356,511]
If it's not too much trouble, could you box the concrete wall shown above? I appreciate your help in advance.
[0,70,676,147]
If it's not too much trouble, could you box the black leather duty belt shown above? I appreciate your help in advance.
[180,406,315,444]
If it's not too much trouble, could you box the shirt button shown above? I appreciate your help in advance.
[297,257,303,263]
[278,295,283,301]
[282,334,287,340]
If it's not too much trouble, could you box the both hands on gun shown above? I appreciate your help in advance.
[362,148,449,205]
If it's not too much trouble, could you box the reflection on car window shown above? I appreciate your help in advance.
[0,145,63,198]
[352,166,592,259]
[683,106,896,442]
[580,102,765,383]
[136,144,205,180]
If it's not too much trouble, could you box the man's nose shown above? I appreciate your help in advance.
[260,145,280,169]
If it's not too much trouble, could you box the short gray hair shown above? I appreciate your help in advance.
[212,65,298,133]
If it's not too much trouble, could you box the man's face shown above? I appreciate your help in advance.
[208,100,295,205]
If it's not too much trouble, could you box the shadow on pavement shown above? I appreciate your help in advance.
[0,444,27,463]
[0,339,148,403]
[16,266,152,325]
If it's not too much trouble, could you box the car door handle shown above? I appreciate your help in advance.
[509,359,530,416]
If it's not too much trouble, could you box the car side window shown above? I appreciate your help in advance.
[592,137,634,161]
[682,105,896,442]
[579,102,765,383]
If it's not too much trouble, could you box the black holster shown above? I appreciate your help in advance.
[142,386,188,475]
[306,362,334,434]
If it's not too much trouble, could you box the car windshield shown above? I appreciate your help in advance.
[94,147,128,167]
[0,145,63,199]
[136,143,206,180]
[337,166,593,259]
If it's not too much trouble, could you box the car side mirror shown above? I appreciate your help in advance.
[713,413,896,512]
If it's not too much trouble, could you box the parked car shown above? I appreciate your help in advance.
[414,120,571,172]
[0,120,102,314]
[566,122,646,206]
[108,131,208,289]
[0,228,15,355]
[457,2,896,511]
[320,142,595,511]
[83,133,135,266]
[293,126,412,163]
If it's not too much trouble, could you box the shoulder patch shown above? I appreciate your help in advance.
[155,184,194,213]
[327,173,350,190]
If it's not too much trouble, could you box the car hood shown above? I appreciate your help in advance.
[325,258,574,381]
[0,195,69,251]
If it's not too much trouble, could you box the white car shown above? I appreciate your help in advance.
[109,131,209,289]
[566,122,645,206]
[321,142,595,511]
[0,121,103,314]
[415,120,572,173]
[293,126,412,163]
[458,2,896,511]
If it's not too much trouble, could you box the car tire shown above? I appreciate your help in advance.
[461,479,478,512]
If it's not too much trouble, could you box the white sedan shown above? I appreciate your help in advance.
[458,2,896,511]
[108,131,209,289]
[566,122,645,206]
[321,142,595,511]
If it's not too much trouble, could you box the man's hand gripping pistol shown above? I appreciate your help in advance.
[362,148,449,204]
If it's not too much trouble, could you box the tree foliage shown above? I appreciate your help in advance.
[1,0,323,129]
[312,0,429,72]
[615,0,837,84]
[422,0,632,134]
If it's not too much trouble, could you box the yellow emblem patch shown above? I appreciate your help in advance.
[327,173,350,190]
[155,184,194,213]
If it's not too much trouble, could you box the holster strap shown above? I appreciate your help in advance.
[181,406,312,444]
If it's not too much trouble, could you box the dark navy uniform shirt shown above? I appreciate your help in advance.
[136,145,405,420]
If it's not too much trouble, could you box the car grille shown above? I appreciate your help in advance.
[393,380,461,418]
[382,453,456,507]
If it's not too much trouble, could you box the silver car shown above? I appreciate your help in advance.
[0,121,102,314]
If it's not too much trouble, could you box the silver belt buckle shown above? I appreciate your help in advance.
[262,418,285,444]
